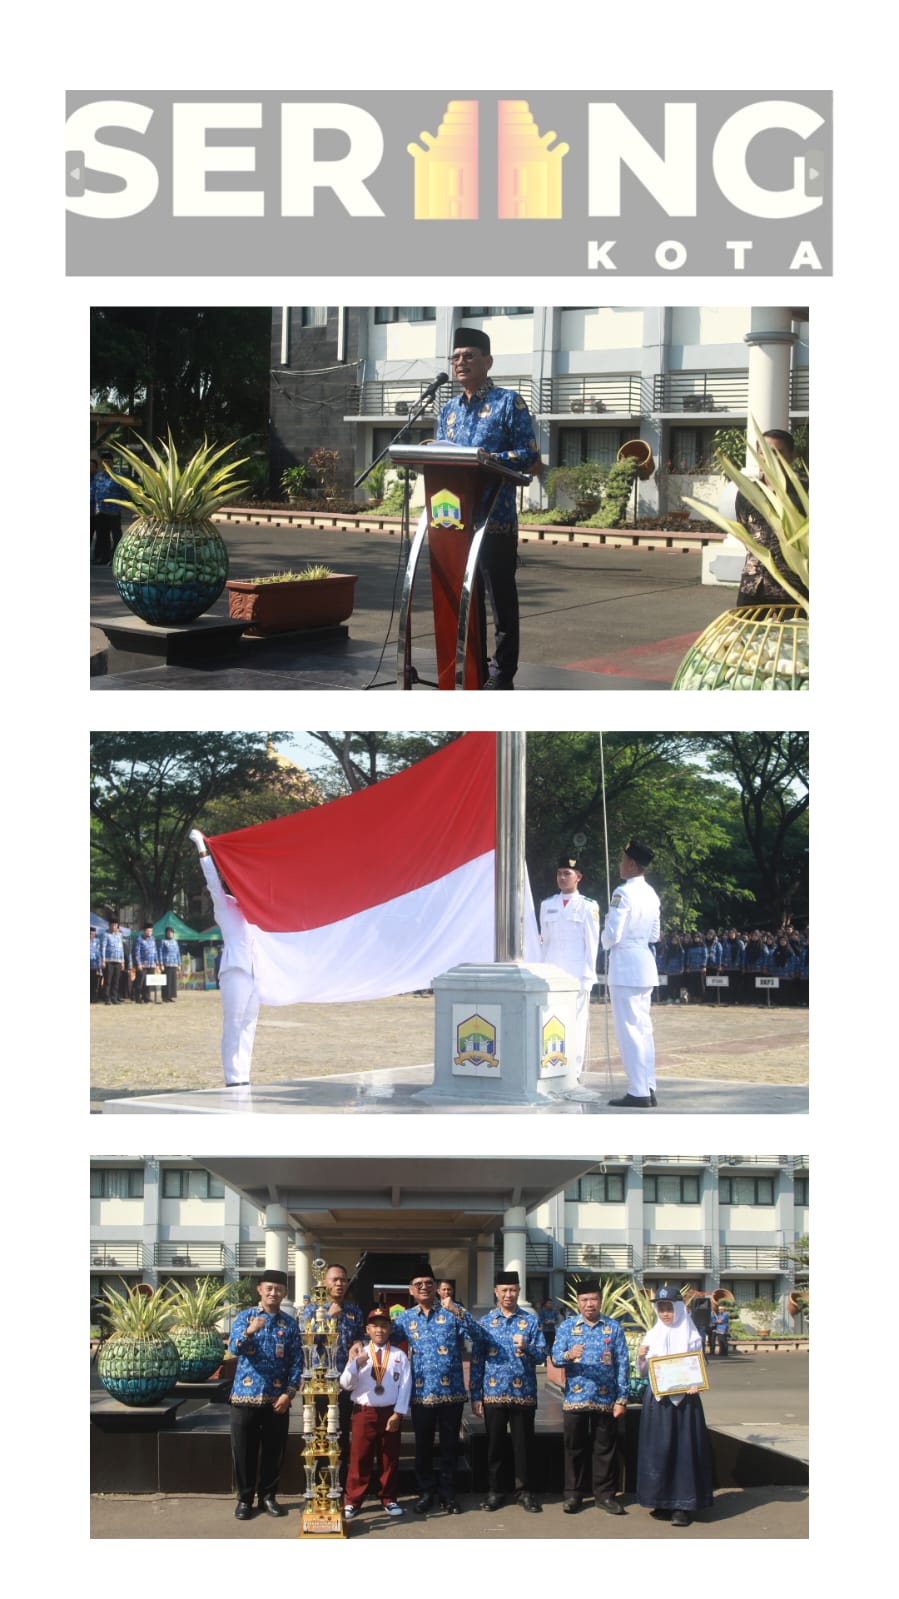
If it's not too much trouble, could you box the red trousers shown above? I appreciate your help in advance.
[345,1404,402,1506]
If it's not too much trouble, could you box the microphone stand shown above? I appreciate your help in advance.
[359,376,449,691]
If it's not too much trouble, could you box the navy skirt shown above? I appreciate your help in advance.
[636,1393,714,1511]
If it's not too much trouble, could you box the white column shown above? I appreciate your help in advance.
[503,1205,530,1306]
[744,307,797,457]
[263,1202,290,1279]
[476,1233,496,1309]
[293,1226,313,1302]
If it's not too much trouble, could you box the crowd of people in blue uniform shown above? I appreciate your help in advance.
[648,924,809,1007]
[91,922,183,1004]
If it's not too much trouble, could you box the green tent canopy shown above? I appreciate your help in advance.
[151,912,204,941]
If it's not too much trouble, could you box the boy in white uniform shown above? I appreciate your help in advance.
[340,1307,412,1519]
[601,840,661,1108]
[539,852,600,1073]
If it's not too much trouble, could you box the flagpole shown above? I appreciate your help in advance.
[495,732,526,962]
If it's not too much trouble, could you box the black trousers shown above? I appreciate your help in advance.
[477,532,520,684]
[163,967,178,1001]
[563,1409,621,1501]
[230,1402,291,1502]
[90,965,102,1002]
[484,1403,536,1493]
[103,962,123,1003]
[411,1400,464,1497]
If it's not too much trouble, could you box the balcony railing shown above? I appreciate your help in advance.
[542,374,643,415]
[236,1242,298,1271]
[154,1243,225,1271]
[721,1246,791,1271]
[643,1156,710,1167]
[718,1156,789,1168]
[346,377,538,418]
[90,1242,143,1271]
[644,1245,711,1271]
[565,1243,633,1270]
[790,368,809,411]
[653,370,748,413]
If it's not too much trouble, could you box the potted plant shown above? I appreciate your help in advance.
[280,463,313,504]
[743,1297,779,1336]
[106,431,249,625]
[95,1283,180,1406]
[164,1276,231,1382]
[226,564,358,636]
[673,426,809,690]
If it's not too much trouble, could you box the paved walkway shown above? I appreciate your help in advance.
[90,521,730,689]
[90,1485,807,1539]
[92,992,808,1114]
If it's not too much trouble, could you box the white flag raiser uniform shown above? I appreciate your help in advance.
[539,891,600,1072]
[601,875,661,1098]
[200,852,260,1086]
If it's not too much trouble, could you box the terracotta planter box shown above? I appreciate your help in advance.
[226,574,358,636]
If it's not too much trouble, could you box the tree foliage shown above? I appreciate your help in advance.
[90,308,272,456]
[305,732,461,796]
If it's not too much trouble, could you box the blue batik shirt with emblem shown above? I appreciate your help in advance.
[469,1305,547,1407]
[436,381,540,535]
[90,934,103,968]
[392,1302,480,1406]
[133,934,158,967]
[553,1313,630,1412]
[159,938,181,967]
[99,929,125,962]
[229,1305,303,1406]
[300,1300,366,1375]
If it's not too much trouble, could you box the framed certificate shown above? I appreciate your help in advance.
[647,1350,709,1398]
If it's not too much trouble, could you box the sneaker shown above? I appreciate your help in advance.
[382,1501,404,1517]
[343,1504,359,1520]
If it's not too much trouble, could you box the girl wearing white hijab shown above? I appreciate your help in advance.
[636,1288,714,1526]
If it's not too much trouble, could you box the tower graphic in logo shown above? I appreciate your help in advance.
[408,99,568,221]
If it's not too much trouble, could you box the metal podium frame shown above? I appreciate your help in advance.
[390,444,531,690]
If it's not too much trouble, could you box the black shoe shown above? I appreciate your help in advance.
[482,677,514,690]
[608,1094,652,1108]
[441,1498,462,1514]
[260,1496,287,1517]
[598,1497,625,1516]
[414,1492,435,1514]
[517,1491,541,1513]
[482,1492,504,1511]
[235,1500,253,1520]
[562,1497,582,1514]
[671,1509,692,1527]
[649,1088,658,1106]
[650,1507,672,1520]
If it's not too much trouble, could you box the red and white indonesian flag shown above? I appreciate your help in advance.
[207,734,536,1006]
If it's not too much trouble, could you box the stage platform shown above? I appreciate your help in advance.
[101,1063,808,1115]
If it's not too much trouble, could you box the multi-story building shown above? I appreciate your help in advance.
[269,305,809,524]
[90,1155,808,1332]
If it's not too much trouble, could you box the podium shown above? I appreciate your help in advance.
[390,444,531,690]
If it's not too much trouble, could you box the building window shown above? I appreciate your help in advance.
[644,1175,701,1204]
[374,308,436,323]
[558,428,636,467]
[162,1169,223,1200]
[461,307,533,316]
[299,307,328,327]
[720,1177,775,1205]
[794,1178,809,1206]
[576,1173,626,1202]
[721,1279,778,1306]
[666,427,722,473]
[90,1168,144,1199]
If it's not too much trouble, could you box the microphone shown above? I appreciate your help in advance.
[421,372,449,402]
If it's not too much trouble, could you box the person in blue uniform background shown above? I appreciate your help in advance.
[436,326,541,689]
[470,1269,546,1514]
[390,1263,480,1515]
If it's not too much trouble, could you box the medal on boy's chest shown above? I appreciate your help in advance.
[370,1342,388,1395]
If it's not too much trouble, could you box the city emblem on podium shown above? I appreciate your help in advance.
[430,488,463,530]
[540,1014,568,1074]
[453,1012,499,1070]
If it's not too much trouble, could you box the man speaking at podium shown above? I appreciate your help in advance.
[436,327,541,689]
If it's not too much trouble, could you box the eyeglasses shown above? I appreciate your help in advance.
[451,350,481,363]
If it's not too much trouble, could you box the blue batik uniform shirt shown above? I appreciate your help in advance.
[229,1305,303,1406]
[99,929,125,962]
[436,380,540,534]
[469,1305,547,1407]
[159,938,181,967]
[393,1302,480,1405]
[553,1312,630,1411]
[300,1300,366,1375]
[133,934,158,967]
[90,935,103,968]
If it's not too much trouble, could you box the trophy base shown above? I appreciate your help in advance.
[298,1505,347,1538]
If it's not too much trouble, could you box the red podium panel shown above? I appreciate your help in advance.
[391,445,530,691]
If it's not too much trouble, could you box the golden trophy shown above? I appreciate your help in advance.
[297,1259,347,1538]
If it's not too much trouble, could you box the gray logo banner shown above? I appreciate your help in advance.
[66,90,831,277]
